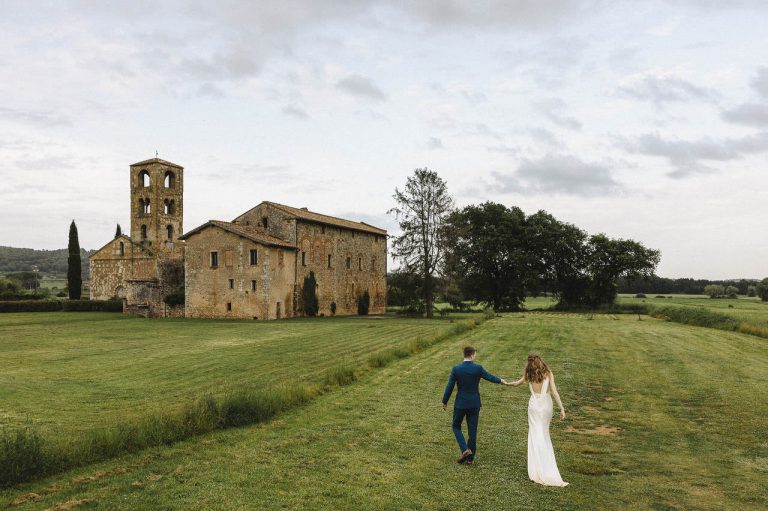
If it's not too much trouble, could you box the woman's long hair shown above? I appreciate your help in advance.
[525,353,550,383]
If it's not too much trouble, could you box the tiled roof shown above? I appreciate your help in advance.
[130,157,183,169]
[179,220,296,249]
[262,201,387,235]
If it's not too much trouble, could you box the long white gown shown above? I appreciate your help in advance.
[527,377,568,486]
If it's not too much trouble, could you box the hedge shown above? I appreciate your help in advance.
[0,300,123,313]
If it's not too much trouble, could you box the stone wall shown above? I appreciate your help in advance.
[90,236,157,301]
[184,226,296,320]
[295,221,386,316]
[234,203,297,244]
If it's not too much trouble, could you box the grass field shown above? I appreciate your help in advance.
[0,313,461,437]
[2,312,767,510]
[617,294,768,327]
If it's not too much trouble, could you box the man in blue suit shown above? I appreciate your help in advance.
[442,345,507,465]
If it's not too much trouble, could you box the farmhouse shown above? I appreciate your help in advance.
[89,158,387,319]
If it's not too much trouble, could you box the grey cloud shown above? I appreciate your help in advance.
[427,137,444,149]
[620,131,768,177]
[491,154,621,197]
[282,105,309,119]
[197,83,225,98]
[534,98,582,130]
[721,103,768,126]
[398,1,601,30]
[617,75,718,107]
[464,122,503,139]
[0,106,70,126]
[751,67,768,98]
[336,74,386,101]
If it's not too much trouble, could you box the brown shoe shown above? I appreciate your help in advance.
[465,460,474,466]
[457,449,472,464]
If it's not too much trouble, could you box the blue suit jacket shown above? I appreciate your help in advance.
[442,361,502,409]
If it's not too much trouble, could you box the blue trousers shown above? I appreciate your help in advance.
[452,407,479,460]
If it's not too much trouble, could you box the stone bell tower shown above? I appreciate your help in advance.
[129,158,184,258]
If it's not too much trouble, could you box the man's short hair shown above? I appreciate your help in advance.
[463,346,476,358]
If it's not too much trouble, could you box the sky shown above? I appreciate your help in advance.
[0,0,766,279]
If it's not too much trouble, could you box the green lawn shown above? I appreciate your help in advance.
[3,313,767,510]
[617,294,768,326]
[0,313,458,437]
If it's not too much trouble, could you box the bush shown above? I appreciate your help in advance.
[649,305,740,331]
[301,271,319,316]
[357,290,370,315]
[0,300,62,313]
[0,429,48,487]
[635,293,646,298]
[482,306,496,320]
[164,287,185,306]
[654,295,665,298]
[61,299,123,312]
[324,365,357,387]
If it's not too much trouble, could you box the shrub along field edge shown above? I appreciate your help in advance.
[543,301,768,340]
[0,317,484,488]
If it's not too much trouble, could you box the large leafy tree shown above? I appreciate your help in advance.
[444,202,529,311]
[67,220,82,299]
[756,278,768,301]
[557,234,660,308]
[389,168,453,318]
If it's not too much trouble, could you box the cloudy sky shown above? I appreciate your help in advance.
[1,1,766,279]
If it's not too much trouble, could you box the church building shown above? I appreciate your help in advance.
[89,158,387,319]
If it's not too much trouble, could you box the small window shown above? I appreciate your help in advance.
[144,199,151,214]
[166,225,174,240]
[371,257,376,272]
[250,249,258,265]
[262,217,268,228]
[210,251,218,267]
[302,251,306,267]
[164,171,175,188]
[119,241,124,256]
[251,280,257,292]
[228,279,234,289]
[328,254,332,269]
[226,302,232,312]
[164,199,174,215]
[358,257,362,270]
[141,224,147,240]
[346,256,351,269]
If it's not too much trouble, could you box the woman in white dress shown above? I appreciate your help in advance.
[506,353,568,487]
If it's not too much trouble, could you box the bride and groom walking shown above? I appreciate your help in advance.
[441,346,568,487]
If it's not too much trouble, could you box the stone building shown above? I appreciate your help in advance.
[89,158,185,317]
[90,158,387,319]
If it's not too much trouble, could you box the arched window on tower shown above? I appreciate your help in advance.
[138,198,145,214]
[144,199,151,214]
[164,171,175,188]
[164,199,174,215]
[166,225,174,240]
[141,225,147,240]
[138,170,150,187]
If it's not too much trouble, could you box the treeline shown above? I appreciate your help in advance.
[0,246,92,278]
[388,168,660,314]
[617,275,759,296]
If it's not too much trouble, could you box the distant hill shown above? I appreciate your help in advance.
[0,246,94,279]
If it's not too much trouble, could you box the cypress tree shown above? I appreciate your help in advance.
[302,271,319,316]
[68,220,82,299]
[115,223,122,237]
